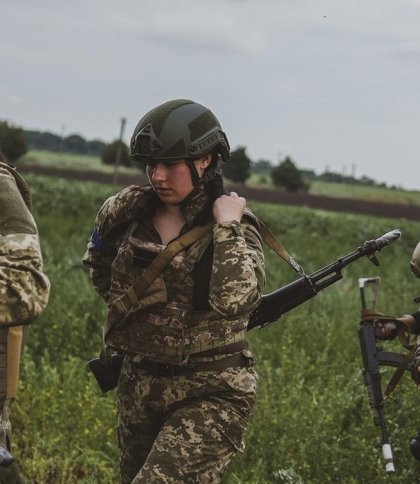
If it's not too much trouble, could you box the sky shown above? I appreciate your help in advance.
[1,0,420,190]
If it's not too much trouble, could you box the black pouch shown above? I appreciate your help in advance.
[86,353,124,393]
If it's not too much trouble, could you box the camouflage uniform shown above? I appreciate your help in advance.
[0,161,50,481]
[83,184,265,483]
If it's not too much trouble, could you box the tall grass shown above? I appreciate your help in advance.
[12,175,420,483]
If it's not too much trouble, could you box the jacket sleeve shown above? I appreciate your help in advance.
[209,219,265,318]
[0,169,50,324]
[82,195,119,303]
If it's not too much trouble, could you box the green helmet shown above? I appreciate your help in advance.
[130,99,230,164]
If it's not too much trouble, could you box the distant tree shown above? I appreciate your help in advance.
[222,146,251,183]
[271,156,310,192]
[252,159,272,174]
[300,168,317,181]
[101,140,131,167]
[25,129,62,151]
[63,134,87,154]
[87,139,106,156]
[0,121,28,162]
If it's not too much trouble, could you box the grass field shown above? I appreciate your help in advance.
[21,150,420,207]
[248,173,420,207]
[11,174,420,483]
[20,149,142,177]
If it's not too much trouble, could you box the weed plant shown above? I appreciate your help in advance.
[12,175,420,483]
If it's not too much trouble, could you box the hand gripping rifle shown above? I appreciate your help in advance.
[248,229,402,331]
[358,278,420,473]
[358,277,398,473]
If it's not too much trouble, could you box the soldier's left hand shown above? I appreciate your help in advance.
[213,192,246,224]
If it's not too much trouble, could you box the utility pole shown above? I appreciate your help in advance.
[113,117,127,185]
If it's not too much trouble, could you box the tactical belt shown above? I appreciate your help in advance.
[192,340,247,357]
[131,352,249,377]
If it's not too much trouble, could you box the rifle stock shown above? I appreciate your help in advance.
[248,229,401,331]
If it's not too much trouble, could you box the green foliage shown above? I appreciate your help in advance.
[64,134,88,154]
[101,140,131,167]
[12,175,420,483]
[223,146,252,183]
[271,156,310,192]
[0,120,28,161]
[252,159,273,174]
[25,130,106,156]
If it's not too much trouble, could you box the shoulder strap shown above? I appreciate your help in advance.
[0,162,32,212]
[257,218,305,277]
[105,221,214,332]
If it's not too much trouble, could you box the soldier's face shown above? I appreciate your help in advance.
[147,156,211,205]
[147,160,194,205]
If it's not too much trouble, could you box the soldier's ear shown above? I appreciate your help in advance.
[195,155,212,178]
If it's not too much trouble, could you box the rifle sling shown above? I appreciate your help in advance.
[258,219,305,276]
[105,221,214,334]
[105,218,302,332]
[384,346,416,399]
[99,217,301,365]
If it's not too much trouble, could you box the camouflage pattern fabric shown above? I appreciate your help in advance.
[117,356,258,483]
[0,164,50,482]
[84,183,265,481]
[0,165,50,326]
[83,186,265,363]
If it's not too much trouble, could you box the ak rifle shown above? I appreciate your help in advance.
[248,229,401,331]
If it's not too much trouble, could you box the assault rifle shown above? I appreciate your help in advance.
[248,229,401,331]
[89,229,401,393]
[358,277,420,473]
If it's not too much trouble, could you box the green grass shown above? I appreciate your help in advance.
[247,173,420,207]
[310,180,420,206]
[19,149,144,177]
[10,175,420,483]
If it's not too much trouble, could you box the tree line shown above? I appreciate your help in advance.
[0,120,387,192]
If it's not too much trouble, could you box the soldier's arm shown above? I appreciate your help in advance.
[0,168,50,324]
[82,196,118,303]
[209,219,265,318]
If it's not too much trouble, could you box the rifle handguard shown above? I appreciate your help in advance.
[248,277,316,330]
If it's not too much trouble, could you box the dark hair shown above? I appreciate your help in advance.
[0,151,6,163]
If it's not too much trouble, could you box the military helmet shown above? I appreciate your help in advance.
[130,99,230,164]
[411,242,420,278]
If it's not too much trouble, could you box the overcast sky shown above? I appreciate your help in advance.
[1,0,419,189]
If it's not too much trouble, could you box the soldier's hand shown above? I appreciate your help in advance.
[375,321,397,340]
[212,192,246,224]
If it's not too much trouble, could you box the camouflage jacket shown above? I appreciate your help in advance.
[0,164,50,325]
[83,185,265,364]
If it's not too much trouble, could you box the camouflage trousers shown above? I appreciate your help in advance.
[116,355,258,483]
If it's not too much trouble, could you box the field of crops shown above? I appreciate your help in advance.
[13,175,420,483]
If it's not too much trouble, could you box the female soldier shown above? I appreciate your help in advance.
[83,99,265,483]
